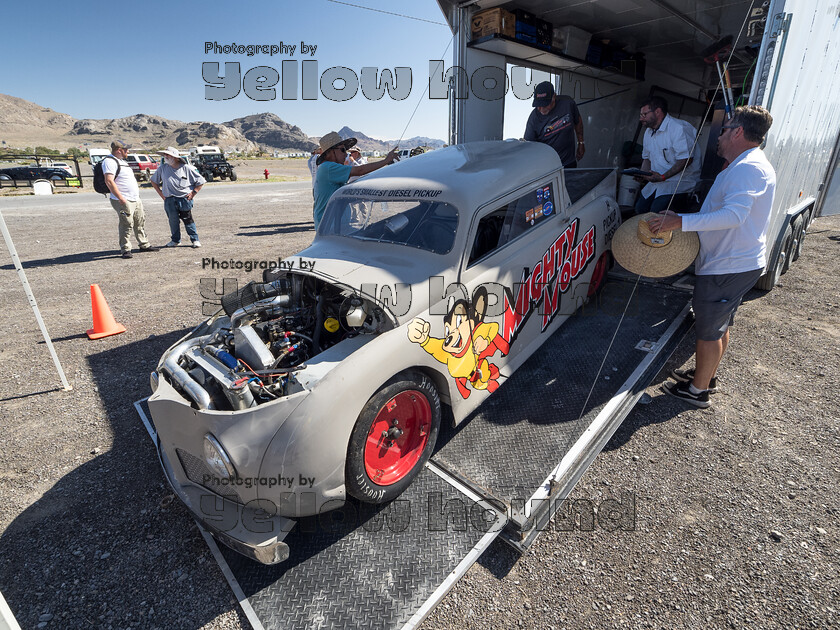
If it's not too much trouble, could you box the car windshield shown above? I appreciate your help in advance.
[319,197,458,255]
[202,155,225,163]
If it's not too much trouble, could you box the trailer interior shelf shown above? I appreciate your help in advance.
[468,34,638,86]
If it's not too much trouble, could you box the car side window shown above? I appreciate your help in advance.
[468,182,556,266]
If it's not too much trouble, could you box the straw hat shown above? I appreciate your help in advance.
[611,213,699,277]
[316,131,357,165]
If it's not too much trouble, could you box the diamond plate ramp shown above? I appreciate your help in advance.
[217,466,503,630]
[431,279,691,513]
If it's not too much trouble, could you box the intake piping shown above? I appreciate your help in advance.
[162,335,214,410]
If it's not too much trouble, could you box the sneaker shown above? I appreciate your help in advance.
[138,245,159,252]
[671,368,718,393]
[121,251,133,259]
[662,380,710,408]
[165,241,180,247]
[191,240,202,248]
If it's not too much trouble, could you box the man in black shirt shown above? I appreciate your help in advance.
[524,81,585,168]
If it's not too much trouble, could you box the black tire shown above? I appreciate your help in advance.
[205,171,214,182]
[144,168,151,182]
[782,216,802,274]
[230,171,238,182]
[346,371,441,503]
[793,209,812,262]
[755,225,792,291]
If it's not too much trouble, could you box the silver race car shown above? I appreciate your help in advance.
[147,140,620,563]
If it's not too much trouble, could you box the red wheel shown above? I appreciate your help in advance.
[364,391,431,485]
[346,371,440,503]
[588,252,610,297]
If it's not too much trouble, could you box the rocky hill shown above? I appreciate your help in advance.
[0,93,444,154]
[224,113,316,152]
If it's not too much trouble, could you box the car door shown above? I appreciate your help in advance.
[456,172,597,397]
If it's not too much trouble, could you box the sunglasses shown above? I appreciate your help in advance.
[720,125,741,136]
[334,146,347,154]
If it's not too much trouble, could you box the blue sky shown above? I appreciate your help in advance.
[0,0,474,142]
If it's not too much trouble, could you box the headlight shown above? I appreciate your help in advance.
[203,433,236,481]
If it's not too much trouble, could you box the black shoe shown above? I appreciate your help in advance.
[671,368,718,393]
[138,245,160,252]
[662,380,710,408]
[121,251,133,259]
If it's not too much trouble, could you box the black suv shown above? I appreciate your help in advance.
[193,153,237,182]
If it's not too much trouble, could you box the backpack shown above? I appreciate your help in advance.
[93,156,121,195]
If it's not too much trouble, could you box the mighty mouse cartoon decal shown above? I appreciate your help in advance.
[407,286,510,398]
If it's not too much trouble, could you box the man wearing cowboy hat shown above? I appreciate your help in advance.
[150,147,206,248]
[524,81,585,168]
[313,131,398,228]
[648,105,776,408]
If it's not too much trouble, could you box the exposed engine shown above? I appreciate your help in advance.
[160,273,391,410]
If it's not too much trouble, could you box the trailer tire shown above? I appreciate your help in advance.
[793,209,812,261]
[782,217,802,274]
[755,225,792,291]
[346,371,440,504]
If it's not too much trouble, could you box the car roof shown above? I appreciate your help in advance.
[341,140,562,212]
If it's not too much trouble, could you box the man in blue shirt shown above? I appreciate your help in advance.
[313,131,398,228]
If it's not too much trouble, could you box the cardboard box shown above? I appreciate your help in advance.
[471,7,515,40]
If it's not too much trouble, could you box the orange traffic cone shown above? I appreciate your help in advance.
[86,284,126,339]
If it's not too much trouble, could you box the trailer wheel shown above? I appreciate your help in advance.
[793,209,812,261]
[588,252,610,297]
[783,216,803,274]
[346,371,440,503]
[756,225,792,291]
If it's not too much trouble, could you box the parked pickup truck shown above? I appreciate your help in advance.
[125,153,159,182]
[147,140,620,563]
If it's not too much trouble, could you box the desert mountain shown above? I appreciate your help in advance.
[224,113,317,152]
[0,93,444,154]
[337,126,446,153]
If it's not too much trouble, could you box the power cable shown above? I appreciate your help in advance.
[325,0,447,26]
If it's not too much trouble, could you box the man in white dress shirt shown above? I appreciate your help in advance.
[648,106,776,408]
[635,97,701,215]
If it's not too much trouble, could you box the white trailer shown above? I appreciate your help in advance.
[436,0,840,289]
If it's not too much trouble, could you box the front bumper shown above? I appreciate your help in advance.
[153,422,295,564]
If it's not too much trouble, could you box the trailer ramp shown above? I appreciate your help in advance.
[136,276,692,630]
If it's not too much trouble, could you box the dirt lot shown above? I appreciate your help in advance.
[0,183,837,629]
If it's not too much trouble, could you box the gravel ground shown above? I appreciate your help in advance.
[0,182,837,630]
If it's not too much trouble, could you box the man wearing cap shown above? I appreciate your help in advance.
[103,140,159,258]
[150,147,206,248]
[345,146,368,184]
[647,105,776,408]
[635,97,701,215]
[524,81,584,168]
[312,131,398,229]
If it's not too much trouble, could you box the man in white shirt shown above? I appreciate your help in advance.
[103,140,158,258]
[345,146,368,184]
[648,106,776,408]
[307,147,321,198]
[635,97,701,215]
